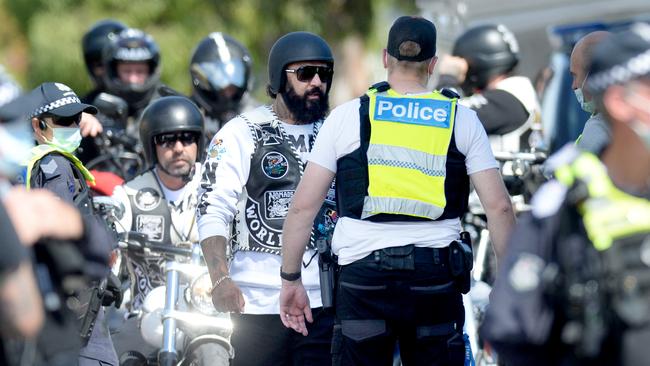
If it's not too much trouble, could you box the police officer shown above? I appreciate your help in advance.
[197,31,336,366]
[571,31,612,154]
[438,24,542,153]
[24,82,117,365]
[280,16,515,365]
[190,32,256,139]
[0,186,97,366]
[480,23,650,366]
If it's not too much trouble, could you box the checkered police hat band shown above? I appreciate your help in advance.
[29,96,82,118]
[588,48,650,93]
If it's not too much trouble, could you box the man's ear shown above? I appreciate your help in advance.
[31,117,46,142]
[382,49,388,69]
[31,117,41,133]
[428,56,438,75]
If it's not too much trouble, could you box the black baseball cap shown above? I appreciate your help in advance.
[587,22,650,95]
[387,16,437,62]
[26,82,97,119]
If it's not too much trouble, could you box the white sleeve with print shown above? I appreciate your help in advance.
[196,117,255,241]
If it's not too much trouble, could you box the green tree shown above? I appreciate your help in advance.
[2,0,415,99]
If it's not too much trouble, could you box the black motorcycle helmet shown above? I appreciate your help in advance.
[102,28,161,113]
[267,31,334,97]
[190,32,252,121]
[139,96,205,170]
[452,24,520,92]
[82,19,127,87]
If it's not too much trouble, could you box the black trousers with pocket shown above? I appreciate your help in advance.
[333,246,465,366]
[230,307,334,366]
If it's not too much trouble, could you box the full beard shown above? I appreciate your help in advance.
[281,84,329,125]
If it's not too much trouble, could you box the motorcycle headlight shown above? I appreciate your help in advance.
[188,271,219,316]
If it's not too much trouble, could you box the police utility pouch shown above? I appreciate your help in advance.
[378,244,415,270]
[449,237,473,294]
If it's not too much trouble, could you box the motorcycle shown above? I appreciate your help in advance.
[118,231,234,366]
[463,149,547,366]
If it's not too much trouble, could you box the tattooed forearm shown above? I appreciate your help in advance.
[200,236,230,282]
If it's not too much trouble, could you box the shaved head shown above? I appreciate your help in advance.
[570,31,611,91]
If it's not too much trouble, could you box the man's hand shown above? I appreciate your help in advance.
[201,236,245,313]
[79,112,103,137]
[279,279,312,336]
[211,278,245,313]
[3,187,83,245]
[437,55,469,83]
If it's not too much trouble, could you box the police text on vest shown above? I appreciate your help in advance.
[374,95,451,128]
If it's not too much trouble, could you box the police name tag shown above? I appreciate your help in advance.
[374,95,451,128]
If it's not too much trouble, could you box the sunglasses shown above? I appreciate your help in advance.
[285,65,333,83]
[154,132,199,148]
[41,113,82,127]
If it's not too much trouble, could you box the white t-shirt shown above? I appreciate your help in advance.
[196,106,322,314]
[309,96,498,265]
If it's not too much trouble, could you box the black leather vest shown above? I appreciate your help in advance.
[125,170,173,245]
[233,113,336,255]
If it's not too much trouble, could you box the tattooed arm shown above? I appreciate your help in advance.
[201,235,244,313]
[196,116,254,313]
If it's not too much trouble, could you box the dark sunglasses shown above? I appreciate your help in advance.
[154,132,199,148]
[285,65,333,83]
[42,113,82,127]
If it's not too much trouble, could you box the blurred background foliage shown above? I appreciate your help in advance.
[0,0,416,103]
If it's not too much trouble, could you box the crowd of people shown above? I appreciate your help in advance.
[0,12,649,366]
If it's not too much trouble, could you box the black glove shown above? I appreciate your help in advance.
[102,272,123,308]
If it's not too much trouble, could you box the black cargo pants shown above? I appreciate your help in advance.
[333,245,465,366]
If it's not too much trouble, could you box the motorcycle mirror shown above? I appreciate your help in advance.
[92,195,123,219]
[93,93,128,126]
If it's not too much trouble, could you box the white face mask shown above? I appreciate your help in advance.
[574,72,596,115]
[46,127,82,153]
[574,87,596,115]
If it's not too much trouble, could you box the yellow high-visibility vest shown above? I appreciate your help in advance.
[24,144,95,189]
[362,87,457,220]
[555,153,650,251]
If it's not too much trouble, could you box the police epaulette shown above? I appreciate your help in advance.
[369,81,390,92]
[440,88,460,99]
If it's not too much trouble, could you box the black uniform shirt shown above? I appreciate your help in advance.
[30,152,112,277]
